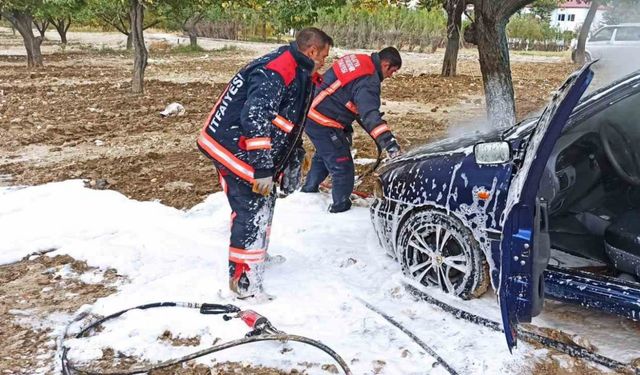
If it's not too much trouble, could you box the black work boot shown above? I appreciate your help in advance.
[328,200,352,213]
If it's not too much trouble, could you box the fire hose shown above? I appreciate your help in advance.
[60,302,352,375]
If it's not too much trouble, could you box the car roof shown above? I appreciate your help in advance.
[602,23,640,27]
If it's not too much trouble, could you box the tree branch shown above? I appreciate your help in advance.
[64,17,71,33]
[501,0,535,19]
[142,19,160,30]
[99,14,128,35]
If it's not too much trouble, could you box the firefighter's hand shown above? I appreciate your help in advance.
[252,177,274,196]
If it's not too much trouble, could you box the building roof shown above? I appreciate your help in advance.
[558,0,606,10]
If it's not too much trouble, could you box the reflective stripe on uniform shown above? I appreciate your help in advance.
[272,115,294,133]
[229,247,266,264]
[245,137,272,150]
[311,80,342,108]
[345,101,358,114]
[198,132,255,183]
[307,108,344,129]
[370,124,390,139]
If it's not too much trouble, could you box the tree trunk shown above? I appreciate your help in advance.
[51,17,71,44]
[130,0,147,94]
[442,0,465,77]
[574,0,600,64]
[183,14,203,48]
[126,33,133,50]
[473,15,516,128]
[189,33,198,47]
[3,11,43,67]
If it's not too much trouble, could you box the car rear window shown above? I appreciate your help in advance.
[615,27,640,41]
[591,28,614,42]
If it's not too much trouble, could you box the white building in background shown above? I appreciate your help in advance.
[549,1,607,32]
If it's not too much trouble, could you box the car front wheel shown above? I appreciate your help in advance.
[397,209,489,299]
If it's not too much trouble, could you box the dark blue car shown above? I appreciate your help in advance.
[370,64,640,350]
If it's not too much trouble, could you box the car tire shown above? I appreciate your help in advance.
[397,209,489,300]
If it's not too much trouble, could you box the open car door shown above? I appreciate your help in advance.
[499,63,595,351]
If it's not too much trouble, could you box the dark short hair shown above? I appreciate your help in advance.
[296,27,334,51]
[379,47,402,69]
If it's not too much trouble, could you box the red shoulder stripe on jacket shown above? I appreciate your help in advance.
[265,50,297,87]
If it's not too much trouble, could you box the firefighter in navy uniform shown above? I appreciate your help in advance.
[197,28,333,299]
[301,47,403,213]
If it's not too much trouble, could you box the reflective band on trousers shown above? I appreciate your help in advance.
[370,124,390,139]
[197,132,255,183]
[229,247,266,264]
[272,115,294,133]
[245,137,272,150]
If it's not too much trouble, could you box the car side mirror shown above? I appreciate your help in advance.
[474,141,511,165]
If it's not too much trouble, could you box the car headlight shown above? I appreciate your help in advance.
[373,176,383,199]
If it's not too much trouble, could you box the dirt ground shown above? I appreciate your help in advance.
[0,28,582,374]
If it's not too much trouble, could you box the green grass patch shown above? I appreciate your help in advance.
[171,43,206,54]
[511,50,571,58]
[77,43,128,55]
[169,43,243,55]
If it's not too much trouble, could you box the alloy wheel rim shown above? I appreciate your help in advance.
[404,222,471,295]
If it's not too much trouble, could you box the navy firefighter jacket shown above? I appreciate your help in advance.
[306,53,397,151]
[197,42,315,182]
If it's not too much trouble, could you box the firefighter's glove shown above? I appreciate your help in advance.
[387,144,403,159]
[280,147,305,196]
[252,177,274,197]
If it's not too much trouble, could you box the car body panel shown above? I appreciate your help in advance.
[499,64,594,350]
[371,146,515,287]
[370,68,640,350]
[545,265,640,320]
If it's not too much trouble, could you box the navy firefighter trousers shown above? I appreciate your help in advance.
[302,124,354,212]
[216,164,275,295]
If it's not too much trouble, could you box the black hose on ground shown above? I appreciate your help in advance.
[355,297,460,375]
[60,302,352,375]
[404,283,640,374]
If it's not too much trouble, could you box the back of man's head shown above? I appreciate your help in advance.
[296,27,334,51]
[379,47,402,69]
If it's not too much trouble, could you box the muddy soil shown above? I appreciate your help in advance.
[0,253,121,374]
[0,29,581,374]
[0,30,576,209]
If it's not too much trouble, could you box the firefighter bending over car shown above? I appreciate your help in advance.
[197,27,333,299]
[301,47,403,213]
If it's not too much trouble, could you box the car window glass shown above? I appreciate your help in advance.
[591,28,614,42]
[615,27,640,41]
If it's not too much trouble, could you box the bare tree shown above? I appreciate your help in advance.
[130,0,147,94]
[442,0,466,77]
[464,0,535,129]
